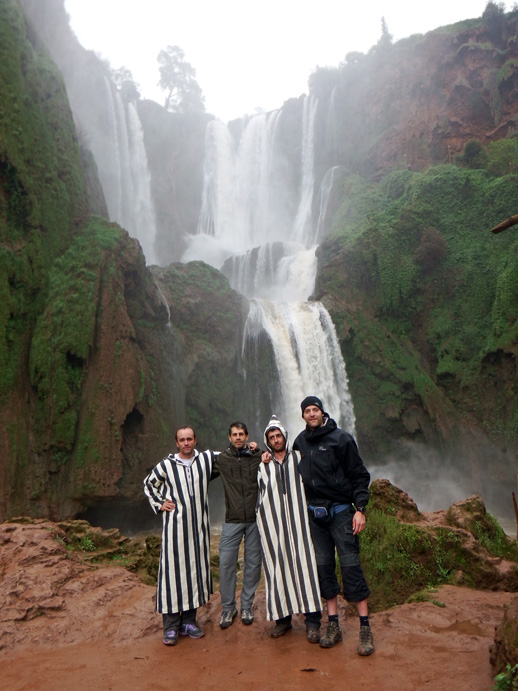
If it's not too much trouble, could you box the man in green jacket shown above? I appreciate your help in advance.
[215,421,263,629]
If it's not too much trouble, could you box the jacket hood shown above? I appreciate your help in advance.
[226,443,254,457]
[264,415,289,455]
[304,415,337,440]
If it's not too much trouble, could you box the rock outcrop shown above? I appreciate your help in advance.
[491,595,518,676]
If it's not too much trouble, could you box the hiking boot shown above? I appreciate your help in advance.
[163,629,179,646]
[270,621,293,638]
[179,622,204,639]
[306,625,321,644]
[319,620,342,648]
[220,607,238,629]
[358,625,374,656]
[241,608,254,625]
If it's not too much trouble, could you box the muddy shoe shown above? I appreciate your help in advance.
[306,625,321,644]
[319,620,342,648]
[220,607,238,629]
[179,623,204,639]
[163,629,179,646]
[358,625,374,656]
[270,621,293,638]
[241,609,254,625]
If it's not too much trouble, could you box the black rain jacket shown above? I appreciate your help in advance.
[293,416,370,508]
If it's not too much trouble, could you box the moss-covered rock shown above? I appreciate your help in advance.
[360,481,518,612]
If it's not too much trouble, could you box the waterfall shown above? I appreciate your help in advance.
[221,242,316,301]
[124,102,158,264]
[292,96,318,246]
[189,95,356,441]
[96,84,158,265]
[243,300,356,439]
[315,165,346,243]
[182,109,292,265]
[63,72,158,265]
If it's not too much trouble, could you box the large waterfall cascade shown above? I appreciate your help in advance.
[184,96,356,441]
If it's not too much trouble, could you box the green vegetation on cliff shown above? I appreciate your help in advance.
[29,219,123,459]
[0,0,87,400]
[319,161,518,461]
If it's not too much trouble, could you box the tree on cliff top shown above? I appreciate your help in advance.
[157,45,206,113]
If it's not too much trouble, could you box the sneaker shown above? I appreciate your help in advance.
[270,621,293,638]
[306,625,321,644]
[179,622,204,639]
[241,608,254,625]
[220,607,238,629]
[163,629,179,646]
[358,625,374,656]
[319,620,343,648]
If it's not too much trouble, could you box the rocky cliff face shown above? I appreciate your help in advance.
[0,1,246,522]
[314,163,518,514]
[310,10,518,177]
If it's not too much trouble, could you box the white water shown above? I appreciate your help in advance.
[292,95,318,245]
[315,165,345,243]
[243,300,356,439]
[190,96,356,440]
[67,75,159,265]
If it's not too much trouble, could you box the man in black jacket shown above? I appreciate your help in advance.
[293,396,374,656]
[215,421,263,630]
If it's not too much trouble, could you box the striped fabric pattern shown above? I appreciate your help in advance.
[143,449,215,614]
[257,450,322,621]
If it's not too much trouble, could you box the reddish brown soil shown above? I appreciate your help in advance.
[1,588,511,690]
[0,521,511,690]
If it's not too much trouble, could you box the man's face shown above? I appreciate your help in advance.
[303,405,324,429]
[267,429,286,454]
[229,426,249,449]
[176,428,197,458]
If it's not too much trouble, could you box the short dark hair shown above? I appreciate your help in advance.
[266,427,281,440]
[175,426,196,442]
[228,421,248,436]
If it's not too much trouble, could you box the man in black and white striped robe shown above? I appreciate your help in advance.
[143,426,218,646]
[257,415,322,642]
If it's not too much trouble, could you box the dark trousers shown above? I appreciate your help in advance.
[309,507,370,603]
[276,611,321,627]
[163,608,197,633]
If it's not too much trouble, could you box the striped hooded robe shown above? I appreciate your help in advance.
[143,449,217,614]
[257,415,321,621]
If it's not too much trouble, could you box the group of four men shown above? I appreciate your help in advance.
[143,395,374,657]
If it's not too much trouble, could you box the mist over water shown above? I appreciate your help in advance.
[371,440,515,525]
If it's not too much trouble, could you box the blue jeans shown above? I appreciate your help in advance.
[309,507,370,603]
[219,522,262,611]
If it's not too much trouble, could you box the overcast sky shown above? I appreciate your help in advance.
[64,1,512,122]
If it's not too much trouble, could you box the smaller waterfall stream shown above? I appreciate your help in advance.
[186,97,356,441]
[64,72,159,265]
[244,300,355,438]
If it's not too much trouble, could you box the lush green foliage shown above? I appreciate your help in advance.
[493,664,518,691]
[0,0,87,397]
[324,162,518,446]
[29,219,126,460]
